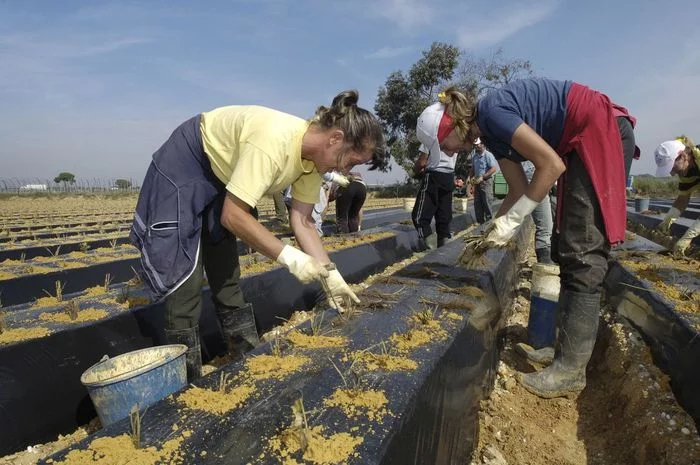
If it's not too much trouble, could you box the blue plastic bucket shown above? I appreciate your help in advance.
[634,197,650,212]
[527,263,560,349]
[80,345,187,427]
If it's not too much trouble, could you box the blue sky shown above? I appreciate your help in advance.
[1,0,698,186]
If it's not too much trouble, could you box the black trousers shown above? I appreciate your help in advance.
[554,116,636,294]
[412,170,455,240]
[335,181,367,233]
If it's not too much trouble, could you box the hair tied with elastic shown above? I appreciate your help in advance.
[437,92,447,104]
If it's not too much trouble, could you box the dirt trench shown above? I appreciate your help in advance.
[472,258,700,465]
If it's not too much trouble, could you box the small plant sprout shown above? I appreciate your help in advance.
[328,357,361,390]
[271,332,282,357]
[310,311,325,336]
[79,242,90,253]
[129,267,142,285]
[19,252,26,263]
[129,404,146,449]
[44,280,67,302]
[415,304,439,325]
[64,299,80,321]
[104,273,113,293]
[292,397,309,430]
[219,372,232,392]
[117,284,131,304]
[109,238,118,250]
[46,245,61,257]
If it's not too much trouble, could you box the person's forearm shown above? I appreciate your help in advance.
[525,162,564,204]
[484,167,498,179]
[222,209,284,260]
[291,214,331,265]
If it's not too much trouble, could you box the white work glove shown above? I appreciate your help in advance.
[322,268,360,311]
[276,245,329,284]
[673,219,699,257]
[658,207,681,234]
[331,173,350,187]
[484,195,539,246]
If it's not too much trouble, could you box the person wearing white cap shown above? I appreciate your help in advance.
[655,136,700,256]
[411,118,461,250]
[416,79,638,399]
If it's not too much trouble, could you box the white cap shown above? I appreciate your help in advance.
[654,140,685,177]
[416,103,447,163]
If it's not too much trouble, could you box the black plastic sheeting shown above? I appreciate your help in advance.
[626,199,700,220]
[0,222,435,457]
[606,235,700,428]
[39,218,526,465]
[0,207,428,306]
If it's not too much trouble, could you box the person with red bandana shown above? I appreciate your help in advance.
[416,80,638,398]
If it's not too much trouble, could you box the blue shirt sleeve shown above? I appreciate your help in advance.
[483,105,524,144]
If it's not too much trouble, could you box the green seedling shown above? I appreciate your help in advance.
[79,242,90,253]
[329,357,361,390]
[19,252,26,263]
[64,299,80,321]
[129,267,142,285]
[117,284,131,304]
[109,239,118,250]
[415,305,438,325]
[45,245,61,257]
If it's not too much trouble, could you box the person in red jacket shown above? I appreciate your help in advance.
[416,79,638,398]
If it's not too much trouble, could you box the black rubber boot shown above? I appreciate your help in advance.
[535,247,554,264]
[218,303,260,356]
[515,343,554,365]
[165,325,202,382]
[437,236,448,248]
[519,291,600,398]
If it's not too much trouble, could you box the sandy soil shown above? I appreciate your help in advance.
[471,255,700,465]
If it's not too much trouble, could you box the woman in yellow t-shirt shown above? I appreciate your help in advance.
[131,90,387,379]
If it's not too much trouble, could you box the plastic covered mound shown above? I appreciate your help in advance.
[39,223,528,464]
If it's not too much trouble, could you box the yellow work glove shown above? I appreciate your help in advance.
[658,207,681,234]
[276,245,329,284]
[322,268,360,311]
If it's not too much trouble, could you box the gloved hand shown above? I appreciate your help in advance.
[322,268,360,311]
[276,245,329,284]
[673,219,699,257]
[471,176,484,186]
[325,172,350,187]
[484,195,539,246]
[658,207,681,234]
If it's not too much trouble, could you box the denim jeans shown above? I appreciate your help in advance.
[523,161,553,250]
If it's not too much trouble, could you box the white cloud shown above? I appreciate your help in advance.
[456,1,560,48]
[370,0,436,31]
[366,46,413,59]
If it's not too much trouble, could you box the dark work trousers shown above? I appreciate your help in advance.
[164,210,246,330]
[553,116,636,294]
[473,178,494,224]
[335,181,367,233]
[412,170,455,240]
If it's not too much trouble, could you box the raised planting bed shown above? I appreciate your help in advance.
[626,211,700,252]
[606,234,700,427]
[0,215,134,233]
[37,220,529,465]
[1,221,466,457]
[0,222,132,244]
